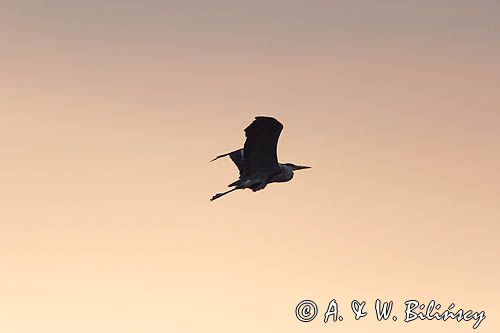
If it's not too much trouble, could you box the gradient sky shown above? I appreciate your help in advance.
[1,1,499,332]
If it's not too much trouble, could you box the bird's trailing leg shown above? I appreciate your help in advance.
[210,187,239,201]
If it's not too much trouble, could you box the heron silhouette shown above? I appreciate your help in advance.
[210,116,310,201]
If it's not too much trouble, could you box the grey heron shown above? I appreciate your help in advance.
[210,116,310,201]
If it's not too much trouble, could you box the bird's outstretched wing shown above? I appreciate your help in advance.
[210,149,245,176]
[242,116,283,177]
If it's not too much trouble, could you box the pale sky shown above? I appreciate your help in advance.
[1,1,499,332]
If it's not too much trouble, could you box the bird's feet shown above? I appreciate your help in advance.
[210,193,223,201]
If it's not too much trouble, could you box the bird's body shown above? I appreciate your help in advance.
[210,116,310,201]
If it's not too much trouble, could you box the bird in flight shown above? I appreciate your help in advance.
[210,116,310,201]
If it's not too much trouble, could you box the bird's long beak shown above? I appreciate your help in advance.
[293,165,311,171]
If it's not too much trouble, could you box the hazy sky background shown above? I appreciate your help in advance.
[1,1,499,332]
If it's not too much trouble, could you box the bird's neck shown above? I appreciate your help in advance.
[279,164,294,178]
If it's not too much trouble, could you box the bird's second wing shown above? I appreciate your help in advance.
[242,116,283,177]
[228,149,245,176]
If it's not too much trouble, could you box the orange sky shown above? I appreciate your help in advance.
[1,1,499,332]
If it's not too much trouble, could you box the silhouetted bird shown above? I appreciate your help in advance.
[210,116,310,201]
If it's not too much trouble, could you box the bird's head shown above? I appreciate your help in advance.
[284,163,311,172]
